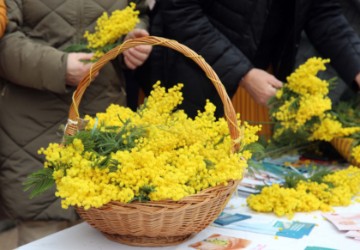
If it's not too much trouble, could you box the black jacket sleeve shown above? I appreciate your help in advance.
[160,0,253,93]
[305,0,360,89]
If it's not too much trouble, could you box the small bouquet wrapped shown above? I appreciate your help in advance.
[65,3,140,60]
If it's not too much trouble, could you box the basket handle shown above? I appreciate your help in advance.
[65,36,241,152]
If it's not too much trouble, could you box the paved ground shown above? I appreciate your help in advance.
[0,227,17,250]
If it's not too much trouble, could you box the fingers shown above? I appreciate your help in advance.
[66,53,98,86]
[239,68,283,106]
[268,84,278,96]
[78,53,95,61]
[124,56,137,70]
[269,77,283,89]
[124,51,145,69]
[125,46,151,61]
[254,84,276,106]
[123,28,152,69]
[130,44,152,54]
[125,28,149,40]
[124,45,152,69]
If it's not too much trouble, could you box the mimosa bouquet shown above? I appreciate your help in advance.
[246,58,360,218]
[247,165,360,218]
[65,3,140,60]
[265,57,360,157]
[25,82,260,210]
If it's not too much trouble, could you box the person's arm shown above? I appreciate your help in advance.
[0,0,69,93]
[159,0,282,105]
[0,0,100,92]
[160,0,253,95]
[305,0,360,89]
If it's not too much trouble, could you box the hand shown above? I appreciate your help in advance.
[66,53,97,87]
[240,68,283,106]
[356,72,360,89]
[123,29,152,70]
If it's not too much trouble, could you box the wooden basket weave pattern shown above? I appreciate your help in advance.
[65,36,242,246]
[76,180,239,246]
[331,137,358,166]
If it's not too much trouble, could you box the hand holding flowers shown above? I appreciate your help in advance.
[64,3,151,86]
[65,3,150,61]
[65,27,152,87]
[66,53,98,87]
[266,57,360,154]
[240,68,283,106]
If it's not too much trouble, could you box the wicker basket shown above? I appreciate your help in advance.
[64,36,242,246]
[331,137,359,166]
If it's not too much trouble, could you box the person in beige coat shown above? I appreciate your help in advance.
[0,0,151,246]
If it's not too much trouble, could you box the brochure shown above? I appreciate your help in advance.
[345,230,360,240]
[214,213,252,226]
[304,247,337,250]
[322,212,360,231]
[188,234,268,250]
[213,214,316,239]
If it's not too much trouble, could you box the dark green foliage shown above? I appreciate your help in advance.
[23,168,55,199]
[244,142,266,160]
[63,44,91,53]
[25,117,146,199]
[204,159,215,170]
[63,41,122,55]
[64,120,146,156]
[64,130,96,152]
[283,166,334,189]
[132,185,155,202]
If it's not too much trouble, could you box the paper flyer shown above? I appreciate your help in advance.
[213,214,315,239]
[189,234,259,250]
[345,230,360,240]
[322,212,360,231]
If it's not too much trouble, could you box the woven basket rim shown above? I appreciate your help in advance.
[331,137,359,166]
[77,180,241,210]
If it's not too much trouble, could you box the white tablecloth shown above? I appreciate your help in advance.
[17,196,360,250]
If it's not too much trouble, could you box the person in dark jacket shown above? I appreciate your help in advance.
[0,0,151,246]
[296,0,360,104]
[140,0,360,118]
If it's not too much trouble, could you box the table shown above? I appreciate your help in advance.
[17,195,360,250]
